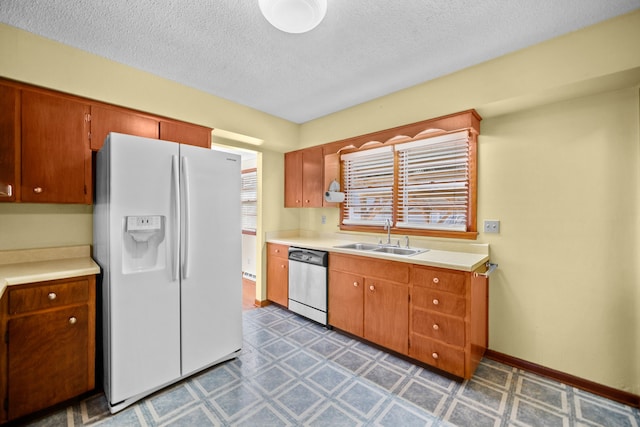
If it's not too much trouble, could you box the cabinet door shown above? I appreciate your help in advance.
[301,146,323,207]
[21,90,91,204]
[159,120,211,148]
[0,84,19,202]
[284,150,303,207]
[8,305,89,420]
[267,252,288,306]
[364,278,408,354]
[90,104,159,151]
[328,270,363,336]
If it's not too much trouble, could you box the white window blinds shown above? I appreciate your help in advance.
[341,146,394,226]
[241,170,257,232]
[396,130,470,231]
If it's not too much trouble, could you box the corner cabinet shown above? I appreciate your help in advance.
[328,253,488,380]
[266,243,289,307]
[0,84,19,202]
[0,275,96,422]
[284,146,324,207]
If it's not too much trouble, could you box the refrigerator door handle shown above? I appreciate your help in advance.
[181,155,191,280]
[172,155,180,282]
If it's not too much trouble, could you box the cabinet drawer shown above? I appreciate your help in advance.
[412,266,467,294]
[412,309,465,347]
[411,287,465,317]
[9,278,90,314]
[410,334,465,377]
[329,253,410,283]
[268,243,289,259]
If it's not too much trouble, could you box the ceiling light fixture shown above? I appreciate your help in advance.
[259,0,327,34]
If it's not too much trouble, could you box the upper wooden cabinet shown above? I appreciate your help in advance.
[284,146,324,207]
[90,104,159,151]
[0,84,19,202]
[159,120,211,148]
[21,90,92,204]
[0,78,212,204]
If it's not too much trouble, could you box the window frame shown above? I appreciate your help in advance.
[335,112,480,240]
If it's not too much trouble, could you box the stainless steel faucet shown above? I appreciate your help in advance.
[404,235,410,248]
[384,218,392,245]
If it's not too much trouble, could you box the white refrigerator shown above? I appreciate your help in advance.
[93,132,242,413]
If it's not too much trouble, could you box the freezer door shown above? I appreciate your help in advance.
[179,144,243,375]
[102,133,182,404]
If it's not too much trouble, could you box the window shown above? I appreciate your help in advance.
[341,146,394,226]
[241,168,257,234]
[396,130,470,231]
[340,129,477,239]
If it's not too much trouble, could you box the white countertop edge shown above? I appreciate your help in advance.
[266,232,489,272]
[0,256,101,298]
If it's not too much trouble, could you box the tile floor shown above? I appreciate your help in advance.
[23,305,640,426]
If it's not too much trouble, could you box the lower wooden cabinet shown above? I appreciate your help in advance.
[328,270,363,336]
[329,253,410,353]
[0,275,96,422]
[266,243,289,307]
[409,265,488,379]
[328,252,488,380]
[364,277,408,354]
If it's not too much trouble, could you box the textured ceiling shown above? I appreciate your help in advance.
[1,1,639,123]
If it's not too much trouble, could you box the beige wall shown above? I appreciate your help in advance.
[1,10,639,395]
[295,11,640,396]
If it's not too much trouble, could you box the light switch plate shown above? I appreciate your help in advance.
[484,220,500,233]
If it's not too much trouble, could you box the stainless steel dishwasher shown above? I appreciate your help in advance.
[288,247,328,325]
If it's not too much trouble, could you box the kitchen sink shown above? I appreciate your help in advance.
[334,242,381,251]
[334,243,428,256]
[372,246,428,256]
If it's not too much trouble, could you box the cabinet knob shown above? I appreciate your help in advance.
[48,292,57,300]
[431,352,439,360]
[33,187,43,194]
[433,277,439,284]
[432,299,439,305]
[68,317,77,325]
[275,249,280,253]
[369,285,375,291]
[353,281,359,287]
[305,199,310,203]
[432,324,439,330]
[280,264,286,269]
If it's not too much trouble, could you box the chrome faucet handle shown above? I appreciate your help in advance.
[404,235,410,248]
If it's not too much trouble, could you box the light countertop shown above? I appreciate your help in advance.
[0,245,100,297]
[266,231,490,272]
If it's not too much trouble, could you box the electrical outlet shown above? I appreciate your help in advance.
[484,220,500,233]
[321,215,326,225]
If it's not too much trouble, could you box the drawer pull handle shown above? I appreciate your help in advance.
[432,352,439,359]
[432,299,439,305]
[432,324,439,330]
[353,281,359,287]
[68,317,77,325]
[48,292,57,300]
[433,277,439,284]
